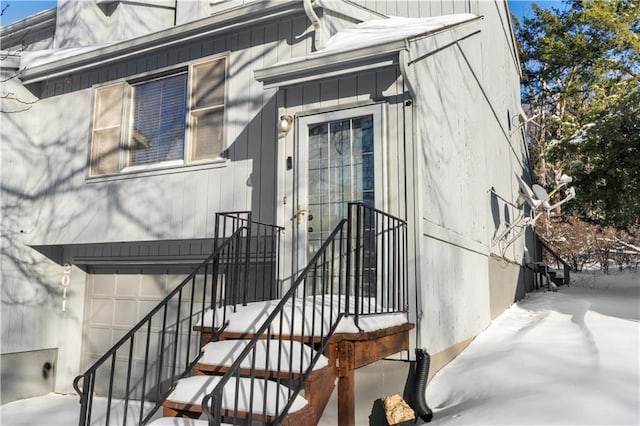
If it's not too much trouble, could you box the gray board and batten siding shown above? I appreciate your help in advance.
[22,12,318,247]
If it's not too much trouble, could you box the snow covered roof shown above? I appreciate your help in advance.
[301,14,477,60]
[16,1,308,84]
[255,13,481,88]
[20,44,113,72]
[15,0,384,85]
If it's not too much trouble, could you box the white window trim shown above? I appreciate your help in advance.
[86,53,230,181]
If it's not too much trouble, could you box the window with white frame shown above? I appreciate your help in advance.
[89,56,227,176]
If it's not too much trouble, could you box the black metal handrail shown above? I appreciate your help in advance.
[202,219,349,425]
[201,202,409,425]
[537,234,572,286]
[216,212,284,306]
[73,212,283,426]
[347,202,409,328]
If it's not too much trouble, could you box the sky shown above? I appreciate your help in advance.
[0,0,56,26]
[0,0,569,27]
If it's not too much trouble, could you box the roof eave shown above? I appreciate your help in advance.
[255,40,405,89]
[0,8,57,50]
[19,0,304,85]
[256,16,484,89]
[0,7,57,35]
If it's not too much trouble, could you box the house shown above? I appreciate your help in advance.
[1,0,535,424]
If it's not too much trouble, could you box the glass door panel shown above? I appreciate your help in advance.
[306,115,375,259]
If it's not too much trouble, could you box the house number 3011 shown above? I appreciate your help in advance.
[60,263,71,311]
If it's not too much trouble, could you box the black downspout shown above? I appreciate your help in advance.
[413,348,433,422]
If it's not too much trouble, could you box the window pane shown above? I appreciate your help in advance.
[191,108,224,161]
[91,128,120,175]
[130,73,187,166]
[192,58,225,109]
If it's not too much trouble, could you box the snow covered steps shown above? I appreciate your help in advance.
[163,339,336,424]
[162,375,315,425]
[193,339,329,376]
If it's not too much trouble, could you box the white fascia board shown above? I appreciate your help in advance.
[255,40,403,89]
[19,0,303,85]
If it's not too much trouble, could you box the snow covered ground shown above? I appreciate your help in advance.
[2,270,637,425]
[425,269,640,426]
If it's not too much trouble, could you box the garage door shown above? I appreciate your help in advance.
[81,270,203,399]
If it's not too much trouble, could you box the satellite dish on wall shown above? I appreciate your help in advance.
[494,173,577,252]
[515,174,542,209]
[532,185,552,210]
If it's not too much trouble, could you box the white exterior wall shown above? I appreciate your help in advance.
[54,0,175,48]
[407,1,528,355]
[176,0,210,25]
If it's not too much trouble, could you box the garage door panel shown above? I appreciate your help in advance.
[166,275,184,291]
[116,274,140,296]
[140,275,166,298]
[89,298,114,325]
[82,270,205,398]
[91,275,116,297]
[190,274,207,303]
[113,300,138,327]
[86,327,113,357]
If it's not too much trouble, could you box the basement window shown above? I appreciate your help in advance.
[89,56,227,177]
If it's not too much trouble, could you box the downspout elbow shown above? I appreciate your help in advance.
[303,0,325,50]
[399,46,417,101]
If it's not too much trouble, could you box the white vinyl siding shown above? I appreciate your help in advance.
[89,56,227,176]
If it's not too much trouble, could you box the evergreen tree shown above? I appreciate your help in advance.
[515,0,639,229]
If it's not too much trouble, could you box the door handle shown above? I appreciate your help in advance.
[297,205,307,224]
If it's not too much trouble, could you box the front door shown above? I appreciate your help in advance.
[295,104,383,271]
